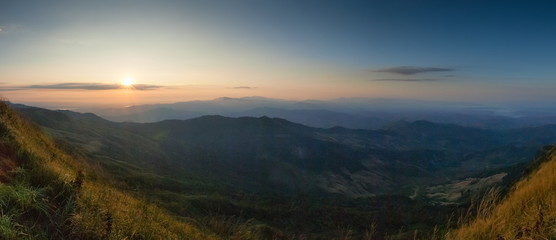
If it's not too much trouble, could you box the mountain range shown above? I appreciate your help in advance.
[13,103,556,199]
[4,101,556,238]
[95,97,556,130]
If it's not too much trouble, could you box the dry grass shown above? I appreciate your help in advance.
[446,146,556,240]
[74,183,219,240]
[0,100,220,239]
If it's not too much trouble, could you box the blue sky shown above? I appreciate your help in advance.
[0,0,555,107]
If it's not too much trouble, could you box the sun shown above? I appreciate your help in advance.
[121,77,135,88]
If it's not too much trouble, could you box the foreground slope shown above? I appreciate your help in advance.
[0,101,216,239]
[448,145,556,239]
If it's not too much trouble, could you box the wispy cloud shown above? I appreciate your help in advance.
[373,78,441,82]
[28,83,122,90]
[232,86,257,89]
[0,24,21,34]
[132,84,162,90]
[373,66,454,75]
[1,82,164,91]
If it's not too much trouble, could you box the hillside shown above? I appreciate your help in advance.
[14,104,556,199]
[6,101,556,238]
[447,144,556,239]
[2,102,468,238]
[7,103,556,238]
[0,101,217,239]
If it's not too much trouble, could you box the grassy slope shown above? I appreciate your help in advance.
[447,145,556,239]
[0,101,217,240]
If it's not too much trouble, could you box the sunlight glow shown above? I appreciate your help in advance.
[121,77,135,88]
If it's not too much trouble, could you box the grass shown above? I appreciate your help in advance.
[446,145,556,239]
[0,100,219,239]
[65,183,210,240]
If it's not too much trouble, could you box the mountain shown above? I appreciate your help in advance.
[9,102,556,238]
[15,104,556,198]
[103,107,204,123]
[228,107,388,129]
[6,102,454,238]
[95,97,556,130]
[99,97,292,122]
[0,101,215,239]
[448,144,556,239]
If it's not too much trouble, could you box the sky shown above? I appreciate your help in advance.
[0,0,555,109]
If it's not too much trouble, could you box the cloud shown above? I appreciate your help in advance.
[373,66,454,75]
[27,83,122,90]
[2,82,164,91]
[132,84,162,90]
[373,78,441,82]
[232,86,256,89]
[0,24,20,34]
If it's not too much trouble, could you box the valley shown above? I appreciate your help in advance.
[7,102,556,238]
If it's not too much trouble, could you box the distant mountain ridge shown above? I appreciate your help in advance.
[93,97,556,130]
